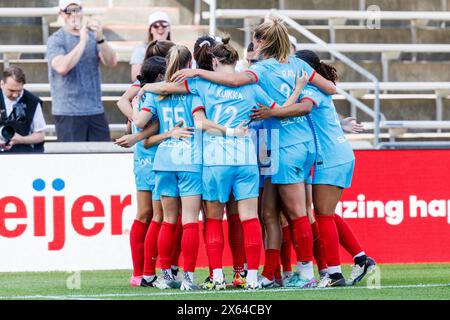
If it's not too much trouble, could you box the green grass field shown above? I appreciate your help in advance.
[0,264,449,300]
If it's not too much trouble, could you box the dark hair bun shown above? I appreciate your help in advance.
[221,36,231,45]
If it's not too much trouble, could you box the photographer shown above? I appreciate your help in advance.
[47,0,118,142]
[0,66,46,153]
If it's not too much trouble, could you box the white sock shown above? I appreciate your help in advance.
[244,263,248,271]
[246,270,258,283]
[213,268,223,281]
[143,275,156,282]
[171,265,179,271]
[298,261,314,280]
[353,251,366,260]
[186,272,195,282]
[328,265,342,275]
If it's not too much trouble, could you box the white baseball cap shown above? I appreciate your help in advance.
[59,0,82,10]
[148,11,170,26]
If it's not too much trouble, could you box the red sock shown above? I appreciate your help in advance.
[182,223,199,273]
[205,218,224,270]
[261,249,280,280]
[311,221,327,271]
[130,219,149,277]
[143,221,161,275]
[158,222,177,269]
[171,215,183,267]
[292,216,314,262]
[275,261,282,280]
[334,214,363,257]
[241,218,263,270]
[316,215,341,267]
[201,219,213,278]
[227,214,246,272]
[280,226,292,272]
[288,222,298,252]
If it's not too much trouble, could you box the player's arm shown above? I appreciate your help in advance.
[117,84,140,120]
[193,109,247,137]
[282,71,308,107]
[170,69,257,87]
[140,82,187,95]
[251,99,314,120]
[340,116,364,133]
[310,72,336,95]
[114,121,158,148]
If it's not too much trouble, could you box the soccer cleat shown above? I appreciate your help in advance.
[319,270,329,281]
[180,272,201,291]
[211,277,227,291]
[245,281,261,290]
[274,277,283,287]
[232,272,247,288]
[257,275,274,289]
[171,267,180,281]
[346,256,377,286]
[317,273,346,288]
[156,269,181,290]
[282,273,297,287]
[140,276,158,287]
[200,276,214,290]
[285,273,317,288]
[129,275,143,287]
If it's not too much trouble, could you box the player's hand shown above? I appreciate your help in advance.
[114,134,138,148]
[294,70,308,92]
[233,121,249,137]
[170,69,199,83]
[341,117,364,133]
[250,104,272,120]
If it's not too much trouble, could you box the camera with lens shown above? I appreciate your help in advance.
[0,102,27,146]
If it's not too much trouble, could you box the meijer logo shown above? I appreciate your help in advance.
[0,178,132,251]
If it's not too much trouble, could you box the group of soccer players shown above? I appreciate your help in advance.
[115,16,376,291]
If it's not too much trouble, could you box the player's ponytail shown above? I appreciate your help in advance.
[253,17,291,62]
[295,50,338,84]
[194,36,216,71]
[144,39,175,60]
[211,36,239,65]
[137,56,166,86]
[165,45,192,82]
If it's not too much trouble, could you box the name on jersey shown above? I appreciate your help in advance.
[281,69,296,79]
[215,88,244,100]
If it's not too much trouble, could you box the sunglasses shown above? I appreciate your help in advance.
[151,22,170,29]
[62,6,82,15]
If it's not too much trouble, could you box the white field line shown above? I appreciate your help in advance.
[0,283,449,300]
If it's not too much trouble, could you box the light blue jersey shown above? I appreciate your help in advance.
[186,78,275,167]
[300,84,355,168]
[141,91,203,172]
[132,91,158,167]
[248,56,316,148]
[132,88,159,192]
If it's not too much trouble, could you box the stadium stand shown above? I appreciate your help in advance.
[1,0,450,148]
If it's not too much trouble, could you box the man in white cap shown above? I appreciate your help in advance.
[130,11,171,81]
[47,0,118,142]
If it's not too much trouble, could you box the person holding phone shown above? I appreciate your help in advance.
[47,0,118,142]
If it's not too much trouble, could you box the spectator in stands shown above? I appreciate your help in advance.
[130,11,171,82]
[0,66,46,153]
[47,0,118,142]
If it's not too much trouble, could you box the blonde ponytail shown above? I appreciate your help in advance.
[165,45,192,82]
[253,17,291,62]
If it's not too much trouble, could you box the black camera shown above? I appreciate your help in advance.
[0,102,27,146]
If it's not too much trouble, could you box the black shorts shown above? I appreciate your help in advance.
[54,113,111,142]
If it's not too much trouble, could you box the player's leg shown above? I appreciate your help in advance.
[142,196,163,287]
[313,184,346,287]
[279,212,293,285]
[259,179,282,288]
[226,196,247,288]
[129,189,152,287]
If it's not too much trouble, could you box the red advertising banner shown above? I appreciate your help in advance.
[194,149,450,267]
